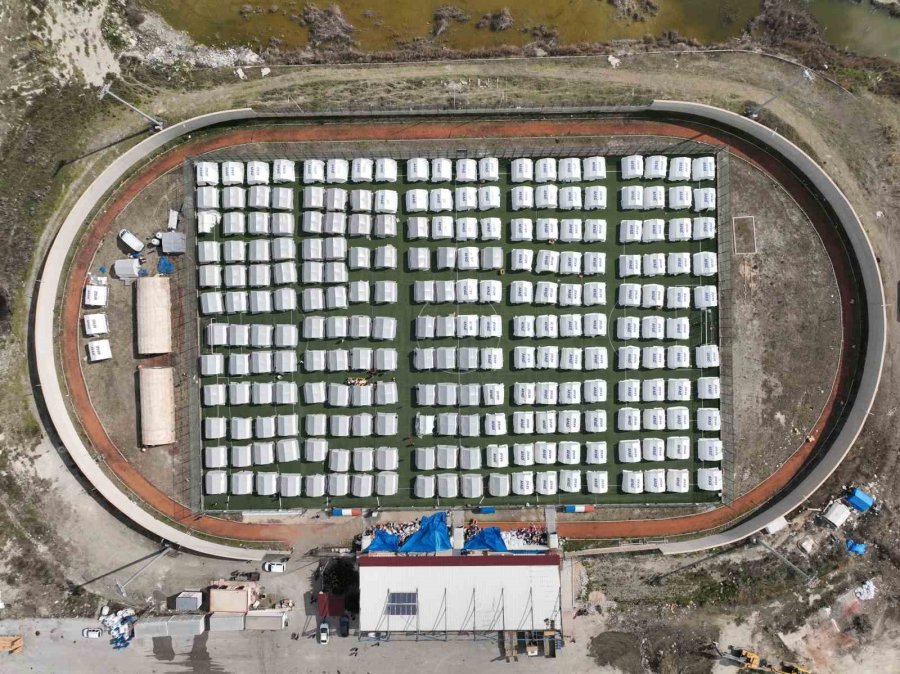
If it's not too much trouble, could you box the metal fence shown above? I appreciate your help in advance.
[715,150,736,505]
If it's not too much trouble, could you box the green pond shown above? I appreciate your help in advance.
[142,0,898,60]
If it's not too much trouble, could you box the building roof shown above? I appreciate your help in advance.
[358,555,562,632]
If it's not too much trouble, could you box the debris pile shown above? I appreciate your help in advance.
[476,8,514,32]
[100,607,136,649]
[432,6,470,37]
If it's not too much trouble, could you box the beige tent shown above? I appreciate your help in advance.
[136,276,172,355]
[139,367,175,446]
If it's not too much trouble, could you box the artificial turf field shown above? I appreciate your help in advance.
[198,153,722,511]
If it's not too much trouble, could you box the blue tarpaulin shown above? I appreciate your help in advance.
[157,256,175,275]
[399,512,451,553]
[366,529,400,552]
[847,539,867,555]
[463,527,508,552]
[847,488,875,513]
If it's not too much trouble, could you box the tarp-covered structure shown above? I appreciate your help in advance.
[398,512,451,553]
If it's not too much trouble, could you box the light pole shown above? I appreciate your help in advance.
[746,68,815,120]
[115,546,172,598]
[98,82,165,132]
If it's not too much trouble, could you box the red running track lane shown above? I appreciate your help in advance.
[60,118,858,546]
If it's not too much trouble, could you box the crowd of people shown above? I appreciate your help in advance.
[502,525,548,548]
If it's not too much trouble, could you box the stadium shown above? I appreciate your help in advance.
[34,105,883,559]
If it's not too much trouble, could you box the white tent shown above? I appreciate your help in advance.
[277,438,301,463]
[205,470,227,495]
[621,470,644,494]
[643,185,665,210]
[406,189,428,213]
[512,471,534,496]
[511,158,533,183]
[697,408,721,432]
[698,377,721,400]
[305,474,327,498]
[455,158,477,182]
[697,467,723,492]
[352,474,374,498]
[644,469,666,494]
[222,187,246,210]
[668,156,691,181]
[534,441,557,465]
[644,155,668,180]
[272,159,295,183]
[196,210,221,234]
[376,471,399,496]
[231,472,253,495]
[694,437,725,463]
[375,158,398,183]
[643,438,666,462]
[488,473,511,497]
[407,158,429,182]
[196,186,219,210]
[230,444,251,467]
[694,285,718,309]
[618,283,641,307]
[511,186,534,211]
[328,474,350,497]
[692,156,716,181]
[559,186,582,211]
[253,442,275,466]
[305,439,328,462]
[583,410,606,433]
[437,473,459,498]
[460,473,483,499]
[460,446,482,470]
[244,160,269,186]
[325,158,349,184]
[616,317,640,341]
[558,157,581,182]
[696,344,720,368]
[478,157,499,181]
[621,155,644,180]
[478,185,501,210]
[668,186,692,210]
[642,407,666,431]
[665,436,691,461]
[666,469,691,494]
[279,474,302,497]
[431,157,452,183]
[667,253,691,277]
[195,161,219,186]
[667,346,691,370]
[693,251,718,277]
[415,475,436,499]
[430,188,453,212]
[535,184,558,209]
[535,471,558,495]
[248,185,271,209]
[415,446,436,471]
[642,284,664,309]
[666,378,691,402]
[617,408,641,432]
[534,158,556,183]
[513,443,534,466]
[374,190,398,214]
[581,155,605,180]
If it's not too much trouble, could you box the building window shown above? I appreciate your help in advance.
[385,592,417,616]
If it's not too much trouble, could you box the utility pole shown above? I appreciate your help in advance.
[745,68,815,120]
[115,546,172,598]
[755,538,816,585]
[98,82,165,132]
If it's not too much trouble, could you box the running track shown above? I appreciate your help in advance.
[58,116,862,547]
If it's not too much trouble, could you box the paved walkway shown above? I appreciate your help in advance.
[39,108,881,557]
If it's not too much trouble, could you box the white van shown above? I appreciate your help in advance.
[119,229,144,253]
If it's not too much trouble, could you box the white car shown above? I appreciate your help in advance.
[262,561,286,573]
[82,628,102,639]
[319,621,329,645]
[118,228,144,253]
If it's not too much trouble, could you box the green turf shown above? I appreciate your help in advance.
[198,155,721,511]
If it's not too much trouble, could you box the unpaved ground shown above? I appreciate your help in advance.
[727,156,842,499]
[0,4,897,671]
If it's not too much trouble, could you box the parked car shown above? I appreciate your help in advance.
[319,621,330,645]
[262,561,286,573]
[339,615,350,638]
[82,628,102,639]
[118,229,144,253]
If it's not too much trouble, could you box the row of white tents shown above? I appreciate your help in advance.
[198,288,298,314]
[199,347,398,376]
[618,217,715,243]
[198,286,401,314]
[620,186,716,212]
[412,279,503,304]
[616,344,720,370]
[510,249,607,276]
[617,283,718,309]
[201,379,400,408]
[410,440,721,469]
[415,314,504,340]
[297,210,399,235]
[616,407,721,432]
[408,246,504,271]
[411,217,608,242]
[406,187,503,213]
[616,377,720,402]
[196,186,295,211]
[299,187,399,213]
[412,410,609,436]
[614,315,692,341]
[412,346,503,371]
[205,444,403,470]
[617,437,723,463]
[617,252,715,278]
[204,470,399,497]
[204,413,401,440]
[207,320,392,348]
[195,155,714,189]
[205,466,722,498]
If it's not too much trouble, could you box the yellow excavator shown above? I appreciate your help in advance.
[711,642,810,673]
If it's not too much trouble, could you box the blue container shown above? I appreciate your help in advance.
[847,487,874,513]
[478,506,496,514]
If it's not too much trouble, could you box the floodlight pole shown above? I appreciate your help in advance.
[115,545,172,598]
[746,68,815,120]
[98,83,165,132]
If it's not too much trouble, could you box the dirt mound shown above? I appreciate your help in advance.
[589,631,643,674]
[432,6,470,37]
[609,0,660,22]
[300,3,354,48]
[476,8,514,32]
[644,624,717,674]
